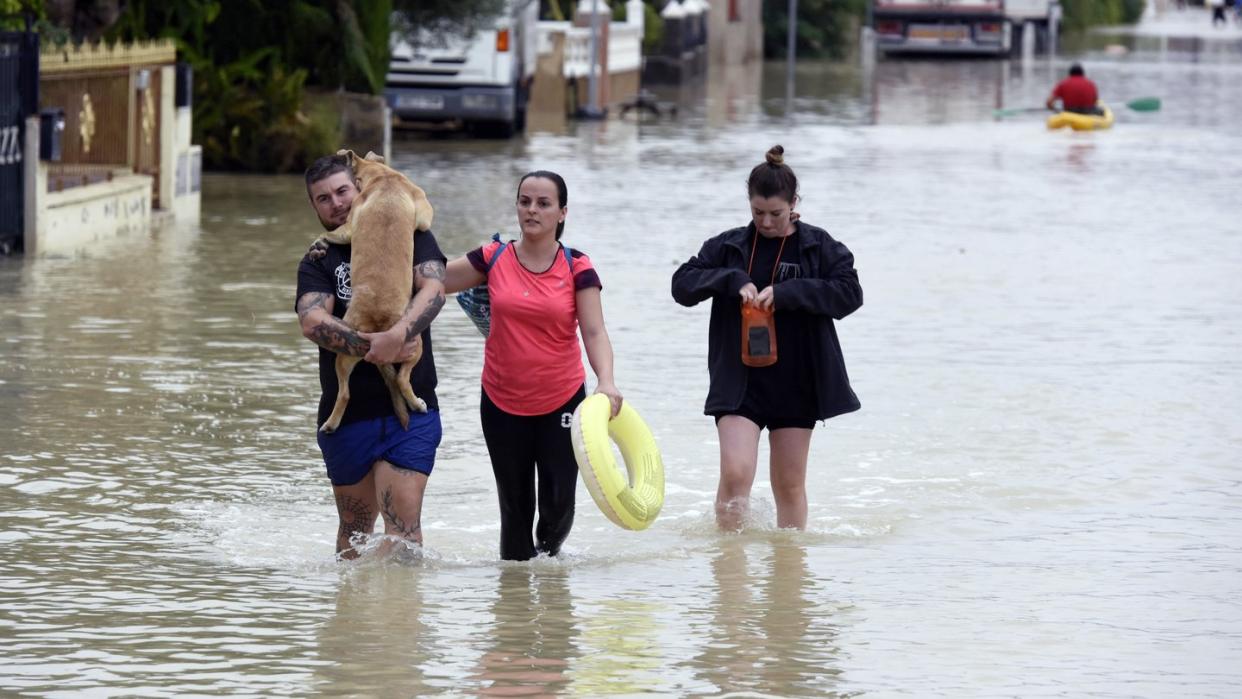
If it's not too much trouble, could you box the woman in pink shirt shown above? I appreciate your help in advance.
[446,171,623,560]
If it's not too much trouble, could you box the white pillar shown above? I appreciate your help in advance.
[22,115,42,256]
[1048,4,1060,57]
[860,26,876,72]
[576,0,610,115]
[627,0,644,32]
[158,65,175,213]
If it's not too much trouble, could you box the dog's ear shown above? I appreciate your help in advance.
[363,151,385,164]
[335,149,356,167]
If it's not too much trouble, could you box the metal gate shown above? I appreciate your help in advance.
[0,28,38,254]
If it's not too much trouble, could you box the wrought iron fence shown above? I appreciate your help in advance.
[0,28,38,253]
[39,39,173,206]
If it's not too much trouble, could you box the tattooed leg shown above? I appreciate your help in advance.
[333,485,378,560]
[375,460,429,549]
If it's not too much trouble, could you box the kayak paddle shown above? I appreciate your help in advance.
[993,97,1160,118]
[992,106,1050,117]
[1123,96,1161,112]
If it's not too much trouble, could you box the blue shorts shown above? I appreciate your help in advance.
[316,411,442,486]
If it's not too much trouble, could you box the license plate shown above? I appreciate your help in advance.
[909,24,968,42]
[399,94,444,111]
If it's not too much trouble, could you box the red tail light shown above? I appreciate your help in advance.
[876,20,903,36]
[496,28,510,52]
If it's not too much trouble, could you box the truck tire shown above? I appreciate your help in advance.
[514,82,528,134]
[470,85,525,139]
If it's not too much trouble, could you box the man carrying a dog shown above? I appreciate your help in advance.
[296,153,447,559]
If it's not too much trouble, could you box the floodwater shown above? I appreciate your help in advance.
[2,10,1241,698]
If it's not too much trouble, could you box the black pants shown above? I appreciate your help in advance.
[480,385,586,561]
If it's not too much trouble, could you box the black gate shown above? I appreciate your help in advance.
[0,27,38,254]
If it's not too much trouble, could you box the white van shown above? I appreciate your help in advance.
[385,0,539,137]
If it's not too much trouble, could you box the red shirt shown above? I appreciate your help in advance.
[469,240,601,415]
[1052,76,1099,111]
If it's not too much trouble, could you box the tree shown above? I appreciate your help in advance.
[763,0,867,60]
[100,0,511,172]
[391,0,506,48]
[42,0,122,42]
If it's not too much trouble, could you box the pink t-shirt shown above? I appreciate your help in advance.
[469,240,602,415]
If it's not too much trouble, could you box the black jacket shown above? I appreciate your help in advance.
[671,221,862,420]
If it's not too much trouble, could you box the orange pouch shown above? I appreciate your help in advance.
[741,305,777,367]
[739,229,789,368]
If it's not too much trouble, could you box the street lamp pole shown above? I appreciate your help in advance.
[786,0,798,115]
[587,0,601,114]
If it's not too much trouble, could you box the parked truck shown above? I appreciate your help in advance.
[385,0,539,137]
[871,0,1060,56]
[872,0,1011,55]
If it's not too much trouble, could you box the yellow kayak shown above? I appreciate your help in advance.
[1047,104,1115,131]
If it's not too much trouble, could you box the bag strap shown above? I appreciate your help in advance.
[486,235,575,276]
[486,232,509,275]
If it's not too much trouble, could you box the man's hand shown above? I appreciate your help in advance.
[359,328,421,365]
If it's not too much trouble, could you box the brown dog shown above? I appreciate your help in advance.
[318,150,436,433]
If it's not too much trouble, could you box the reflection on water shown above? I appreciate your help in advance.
[314,565,434,696]
[696,538,844,697]
[474,566,578,696]
[1,10,1241,695]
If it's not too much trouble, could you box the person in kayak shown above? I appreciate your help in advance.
[1046,64,1102,115]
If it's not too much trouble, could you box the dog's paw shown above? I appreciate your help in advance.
[409,396,428,414]
[307,238,330,260]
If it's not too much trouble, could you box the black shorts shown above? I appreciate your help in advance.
[711,396,816,431]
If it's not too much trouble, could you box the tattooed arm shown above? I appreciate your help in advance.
[296,291,371,357]
[360,259,447,365]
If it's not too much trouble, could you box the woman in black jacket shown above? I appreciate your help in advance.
[671,145,862,531]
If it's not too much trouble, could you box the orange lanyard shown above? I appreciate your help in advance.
[746,230,790,287]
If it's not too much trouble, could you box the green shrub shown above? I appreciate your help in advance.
[642,2,664,54]
[763,0,867,60]
[1120,0,1147,23]
[1061,0,1144,30]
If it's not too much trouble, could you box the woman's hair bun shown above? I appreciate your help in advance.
[765,145,785,166]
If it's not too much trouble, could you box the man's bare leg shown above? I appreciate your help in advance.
[332,469,379,559]
[374,459,429,552]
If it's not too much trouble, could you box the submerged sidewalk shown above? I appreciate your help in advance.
[1105,2,1242,39]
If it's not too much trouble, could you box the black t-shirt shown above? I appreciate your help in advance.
[746,231,817,419]
[295,229,447,427]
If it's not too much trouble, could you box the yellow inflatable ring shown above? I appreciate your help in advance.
[570,394,665,531]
